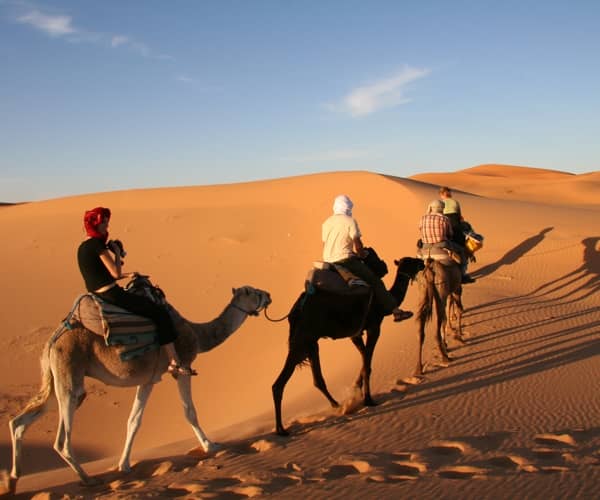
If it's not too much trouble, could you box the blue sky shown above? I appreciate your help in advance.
[1,0,599,202]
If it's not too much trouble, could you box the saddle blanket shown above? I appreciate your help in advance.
[306,263,369,294]
[66,294,159,360]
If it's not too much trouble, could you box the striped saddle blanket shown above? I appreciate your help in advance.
[66,293,160,361]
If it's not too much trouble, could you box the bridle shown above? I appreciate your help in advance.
[229,289,270,316]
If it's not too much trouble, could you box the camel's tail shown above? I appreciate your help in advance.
[11,339,54,427]
[9,339,55,486]
[417,259,441,324]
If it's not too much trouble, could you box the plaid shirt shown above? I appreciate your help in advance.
[419,213,453,244]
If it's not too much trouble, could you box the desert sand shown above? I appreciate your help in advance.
[0,165,599,499]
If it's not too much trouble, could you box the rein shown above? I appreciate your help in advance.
[263,306,291,322]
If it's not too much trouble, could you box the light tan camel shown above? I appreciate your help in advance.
[414,258,464,376]
[8,284,271,493]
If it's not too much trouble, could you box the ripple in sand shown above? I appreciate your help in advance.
[438,465,488,479]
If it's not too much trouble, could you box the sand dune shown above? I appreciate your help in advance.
[1,165,599,498]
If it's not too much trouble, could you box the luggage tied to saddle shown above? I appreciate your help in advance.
[63,277,166,361]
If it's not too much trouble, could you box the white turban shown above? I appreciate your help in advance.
[333,194,353,216]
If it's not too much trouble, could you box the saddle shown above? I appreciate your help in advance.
[416,245,462,266]
[64,275,166,361]
[306,262,370,295]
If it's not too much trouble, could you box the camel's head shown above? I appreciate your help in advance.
[231,286,272,316]
[394,257,425,281]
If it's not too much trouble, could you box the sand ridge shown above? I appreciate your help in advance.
[1,165,599,498]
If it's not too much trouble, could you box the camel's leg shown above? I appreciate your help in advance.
[118,383,154,473]
[9,402,47,488]
[52,371,97,485]
[272,349,304,436]
[415,316,426,376]
[175,376,216,454]
[352,329,380,406]
[436,297,451,363]
[351,335,366,390]
[450,290,465,342]
[308,343,339,408]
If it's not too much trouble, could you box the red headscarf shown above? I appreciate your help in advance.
[83,207,111,242]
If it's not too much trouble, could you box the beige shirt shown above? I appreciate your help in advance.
[322,214,361,263]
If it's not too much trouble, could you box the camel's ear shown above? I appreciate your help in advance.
[232,287,237,295]
[394,259,399,265]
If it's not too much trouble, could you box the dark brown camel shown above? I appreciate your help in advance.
[414,257,464,376]
[272,256,424,436]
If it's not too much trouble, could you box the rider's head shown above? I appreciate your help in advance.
[84,207,111,241]
[333,195,353,216]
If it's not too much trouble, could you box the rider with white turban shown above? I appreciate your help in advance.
[321,194,413,321]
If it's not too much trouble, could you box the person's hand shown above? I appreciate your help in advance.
[468,253,477,263]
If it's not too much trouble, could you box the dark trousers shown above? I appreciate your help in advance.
[96,286,178,345]
[336,257,398,314]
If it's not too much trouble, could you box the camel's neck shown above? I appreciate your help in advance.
[180,303,249,353]
[389,271,411,304]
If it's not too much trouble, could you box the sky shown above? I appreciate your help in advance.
[1,0,599,202]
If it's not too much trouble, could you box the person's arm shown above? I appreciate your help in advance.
[353,236,368,258]
[99,245,122,279]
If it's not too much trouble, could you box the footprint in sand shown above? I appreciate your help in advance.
[167,480,207,494]
[426,440,470,458]
[152,460,174,477]
[109,478,148,491]
[386,460,428,481]
[438,465,488,479]
[487,454,532,471]
[250,439,276,453]
[534,433,577,447]
[226,485,264,498]
[398,376,424,385]
[319,462,368,480]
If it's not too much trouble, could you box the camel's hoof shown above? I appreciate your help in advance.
[331,401,340,409]
[0,470,15,496]
[80,476,103,487]
[118,463,132,474]
[276,428,290,437]
[364,398,378,407]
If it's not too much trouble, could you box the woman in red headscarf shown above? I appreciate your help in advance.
[77,207,196,377]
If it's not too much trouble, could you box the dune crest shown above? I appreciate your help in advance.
[1,167,599,498]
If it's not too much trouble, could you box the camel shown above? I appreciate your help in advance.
[414,257,464,376]
[272,256,424,436]
[8,279,271,493]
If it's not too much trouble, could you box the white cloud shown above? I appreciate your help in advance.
[17,9,76,37]
[111,35,129,48]
[334,66,431,117]
[176,75,193,83]
[13,7,172,60]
